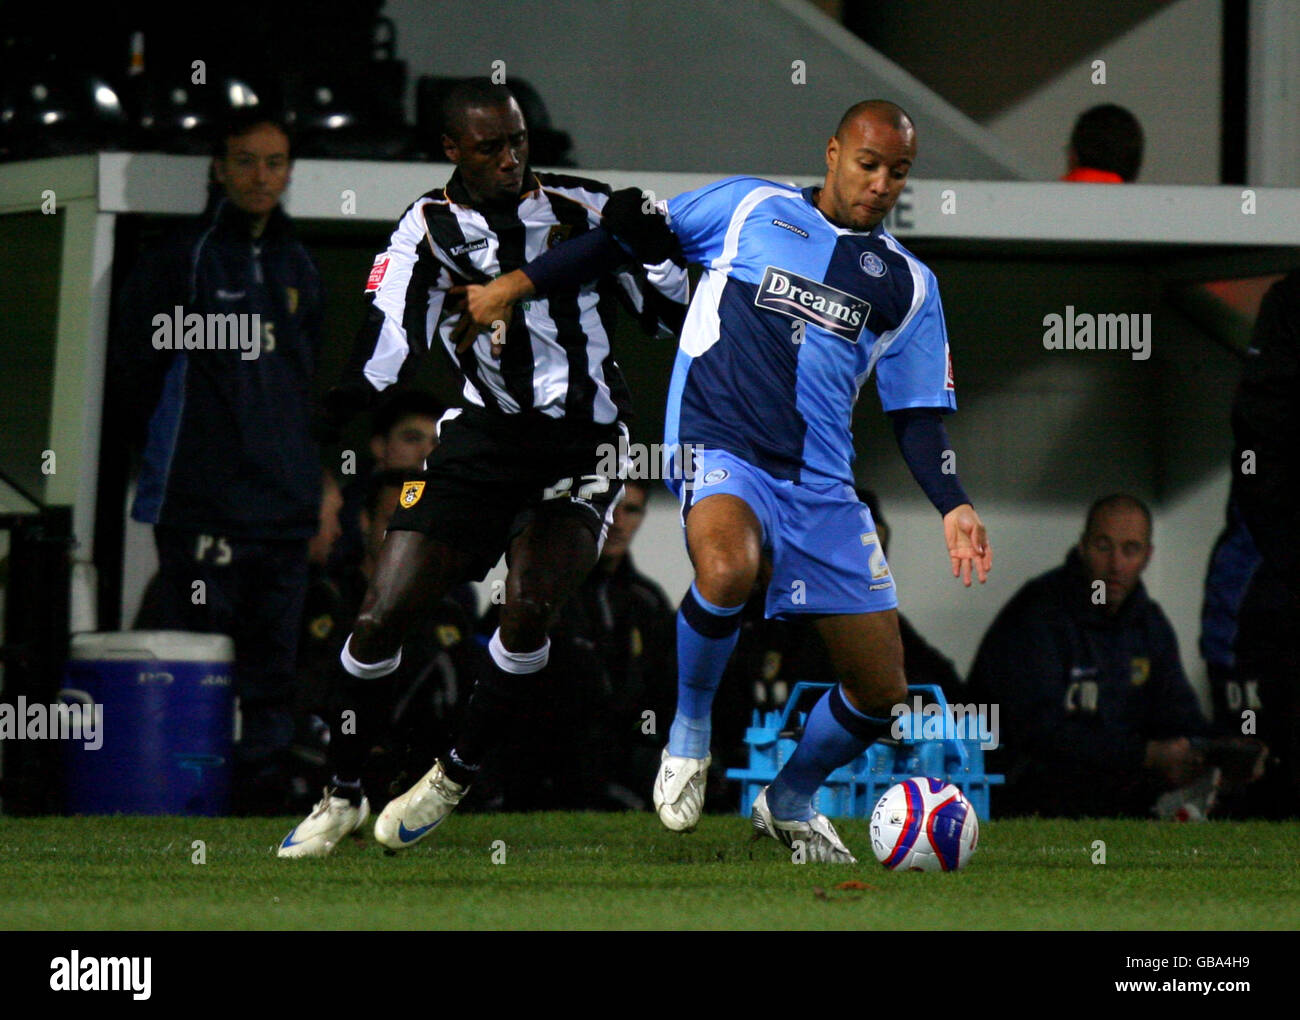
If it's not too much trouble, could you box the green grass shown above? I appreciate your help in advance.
[0,813,1297,930]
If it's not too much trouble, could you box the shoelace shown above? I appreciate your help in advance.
[428,774,455,799]
[311,787,340,818]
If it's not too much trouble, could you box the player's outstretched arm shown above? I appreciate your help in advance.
[448,225,633,353]
[889,408,990,585]
[942,503,992,587]
[448,187,685,353]
[449,270,535,354]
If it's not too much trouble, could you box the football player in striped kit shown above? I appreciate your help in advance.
[280,80,687,857]
[457,100,993,862]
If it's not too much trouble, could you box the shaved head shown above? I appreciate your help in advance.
[1083,493,1153,544]
[836,99,915,141]
[818,98,916,231]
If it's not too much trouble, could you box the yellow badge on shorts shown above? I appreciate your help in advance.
[400,481,425,508]
[437,624,461,649]
[285,286,299,315]
[1130,657,1150,686]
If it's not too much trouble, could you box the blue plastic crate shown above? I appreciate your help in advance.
[725,682,1003,820]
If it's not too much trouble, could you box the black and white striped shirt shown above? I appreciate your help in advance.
[353,169,688,424]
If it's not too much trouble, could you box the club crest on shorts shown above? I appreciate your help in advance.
[701,468,730,486]
[400,481,425,508]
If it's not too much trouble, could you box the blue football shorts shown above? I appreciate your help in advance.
[667,447,898,619]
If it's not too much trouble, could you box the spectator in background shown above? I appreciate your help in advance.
[292,470,348,802]
[369,390,444,472]
[1228,269,1300,817]
[1062,104,1143,183]
[482,478,677,810]
[966,494,1265,818]
[111,109,323,813]
[331,390,445,598]
[1199,498,1262,731]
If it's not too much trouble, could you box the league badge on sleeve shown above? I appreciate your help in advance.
[366,255,391,292]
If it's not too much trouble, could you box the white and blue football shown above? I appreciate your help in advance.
[870,777,979,872]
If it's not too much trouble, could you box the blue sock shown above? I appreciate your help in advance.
[767,685,892,821]
[667,583,743,758]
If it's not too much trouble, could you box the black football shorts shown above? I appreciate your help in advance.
[386,407,627,580]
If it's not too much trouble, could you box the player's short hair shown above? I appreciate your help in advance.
[1083,493,1153,543]
[212,108,293,161]
[1070,104,1143,181]
[441,78,521,141]
[370,390,446,440]
[365,468,413,517]
[835,99,915,141]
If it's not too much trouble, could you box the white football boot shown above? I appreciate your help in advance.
[373,759,467,850]
[278,787,370,858]
[751,786,857,864]
[653,748,711,832]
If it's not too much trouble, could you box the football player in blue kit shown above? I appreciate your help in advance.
[454,100,992,862]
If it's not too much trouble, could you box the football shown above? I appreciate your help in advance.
[869,777,979,872]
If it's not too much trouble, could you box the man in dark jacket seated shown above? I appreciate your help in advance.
[966,494,1265,818]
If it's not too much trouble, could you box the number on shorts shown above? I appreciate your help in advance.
[543,474,610,502]
[863,531,889,580]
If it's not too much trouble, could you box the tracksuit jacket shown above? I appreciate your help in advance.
[116,198,323,539]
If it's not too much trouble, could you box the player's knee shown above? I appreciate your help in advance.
[841,668,907,718]
[350,611,401,661]
[499,596,553,647]
[693,548,758,607]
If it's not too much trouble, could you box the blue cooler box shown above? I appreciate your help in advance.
[61,631,235,815]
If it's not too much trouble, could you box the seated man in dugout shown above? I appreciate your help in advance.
[965,494,1266,818]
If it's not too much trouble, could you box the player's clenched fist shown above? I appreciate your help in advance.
[942,503,991,587]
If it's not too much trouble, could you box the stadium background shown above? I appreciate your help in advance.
[1,0,1296,720]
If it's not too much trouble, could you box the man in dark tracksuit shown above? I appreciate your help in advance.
[113,110,323,812]
[966,495,1210,817]
[1229,269,1300,816]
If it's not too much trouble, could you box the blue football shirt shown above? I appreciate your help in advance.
[663,176,955,486]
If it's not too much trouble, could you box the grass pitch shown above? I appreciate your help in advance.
[0,813,1296,930]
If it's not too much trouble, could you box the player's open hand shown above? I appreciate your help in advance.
[942,503,991,587]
